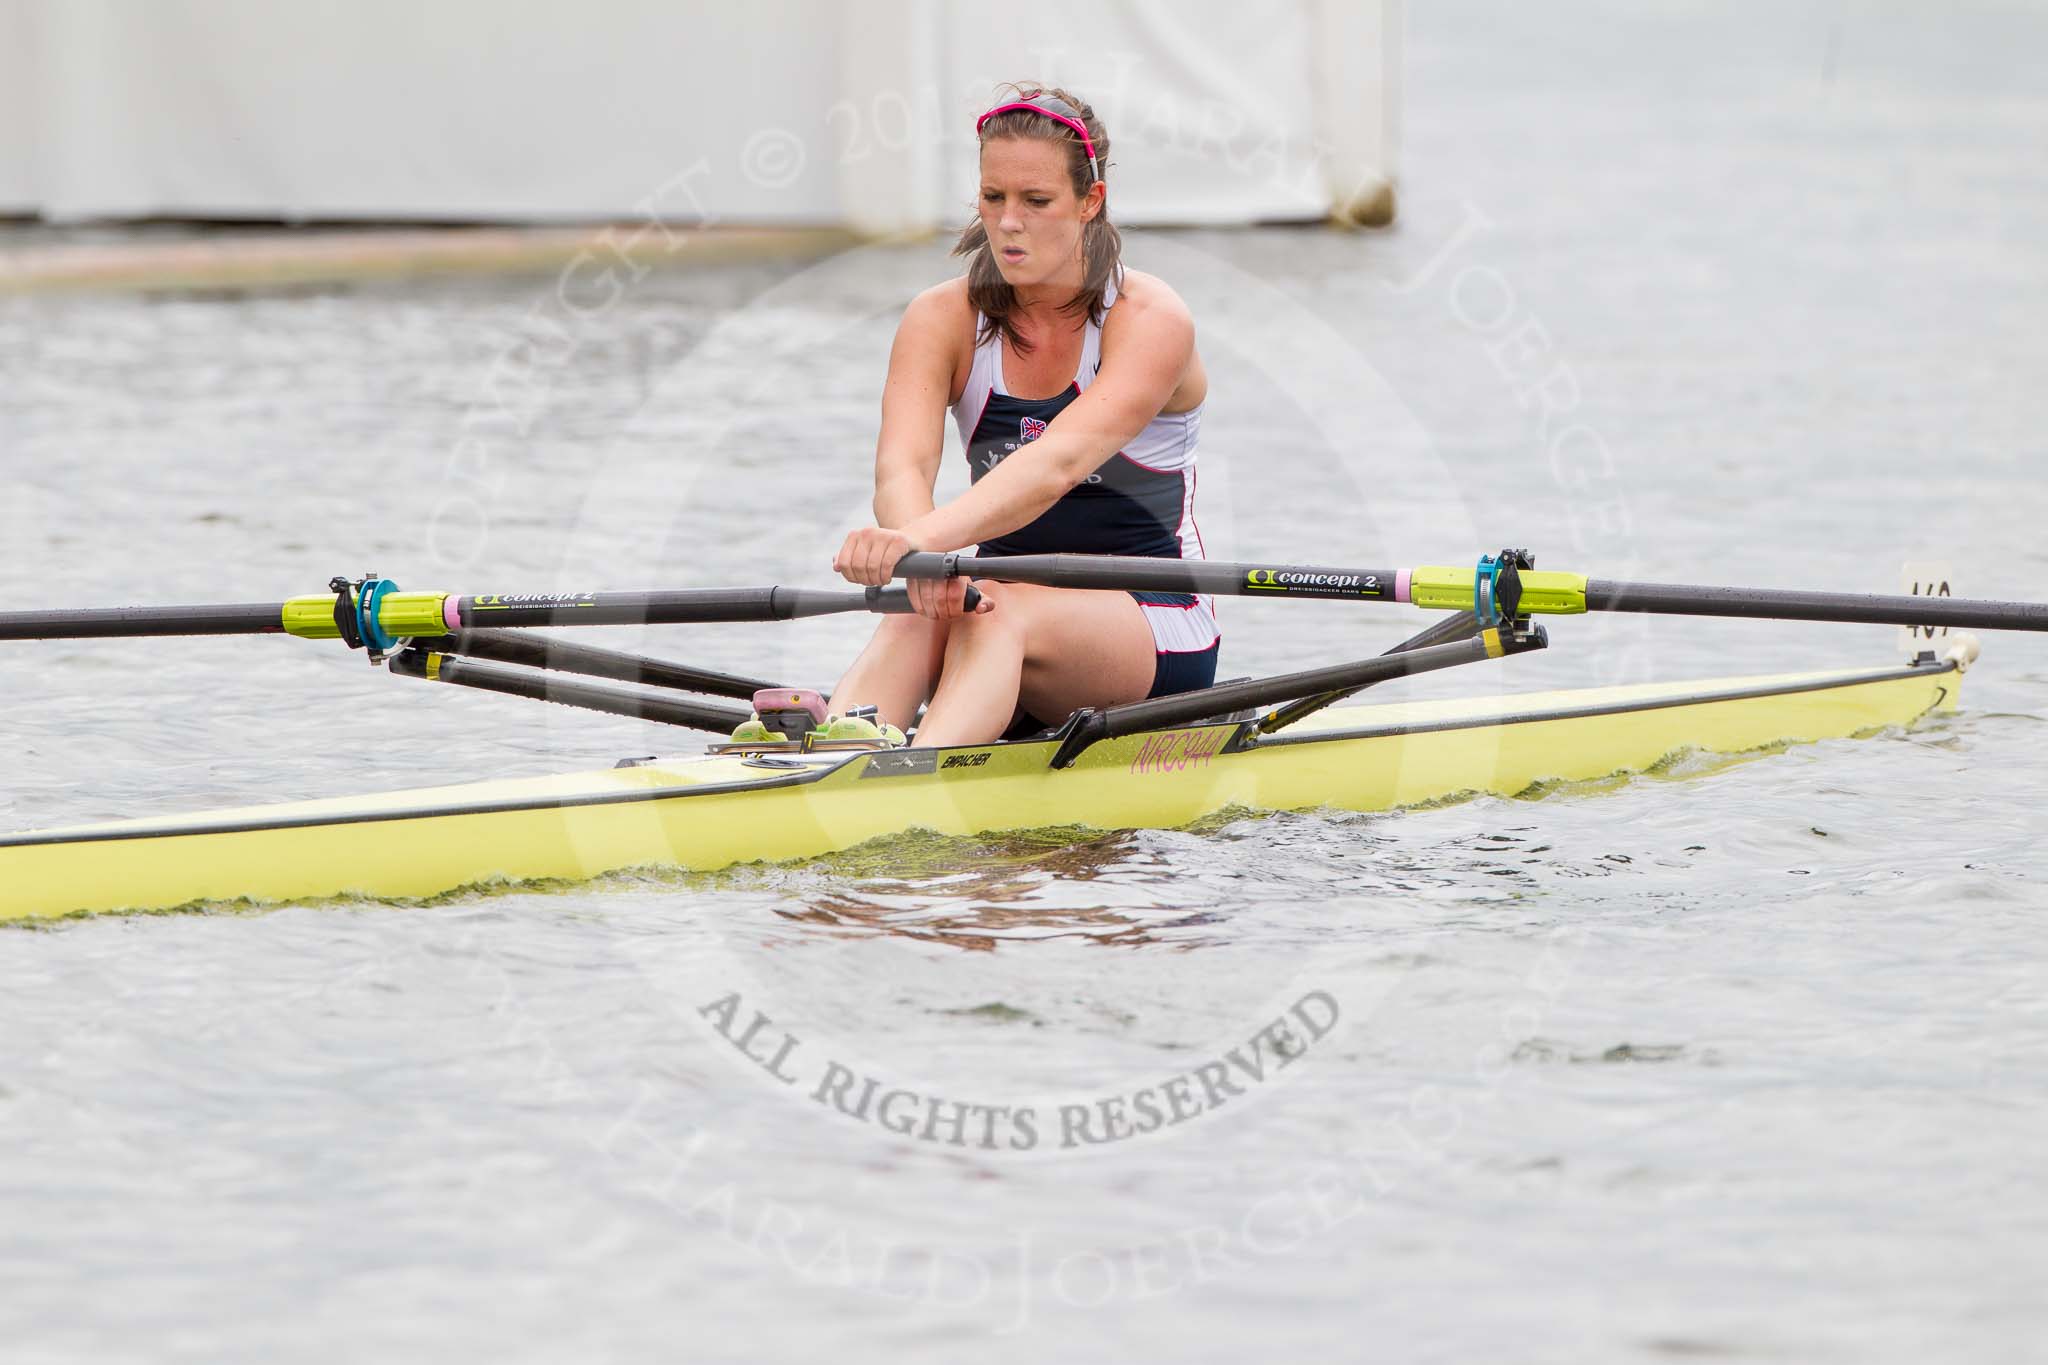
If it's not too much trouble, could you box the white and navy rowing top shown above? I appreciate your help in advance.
[949,275,1219,655]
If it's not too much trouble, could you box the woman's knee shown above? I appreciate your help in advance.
[964,580,1046,630]
[949,587,1027,646]
[872,611,944,647]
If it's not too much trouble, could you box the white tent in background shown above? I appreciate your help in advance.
[0,0,1402,229]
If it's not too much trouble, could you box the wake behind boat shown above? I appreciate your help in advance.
[0,549,2021,921]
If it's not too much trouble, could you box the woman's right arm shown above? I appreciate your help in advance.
[834,284,982,614]
[872,284,963,528]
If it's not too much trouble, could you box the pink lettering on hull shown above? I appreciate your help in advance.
[1129,728,1227,775]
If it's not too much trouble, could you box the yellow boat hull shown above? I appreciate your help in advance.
[0,662,1960,922]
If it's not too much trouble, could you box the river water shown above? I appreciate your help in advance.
[4,4,2047,1361]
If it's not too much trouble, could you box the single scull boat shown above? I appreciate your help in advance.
[0,549,2031,922]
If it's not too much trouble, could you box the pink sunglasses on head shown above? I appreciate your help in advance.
[975,95,1102,183]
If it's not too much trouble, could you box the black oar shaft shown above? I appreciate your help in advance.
[435,630,781,700]
[1107,629,1539,733]
[451,584,931,629]
[0,581,977,643]
[1048,626,1545,767]
[1257,612,1487,736]
[1586,580,2048,631]
[895,552,1398,602]
[388,649,751,733]
[0,602,287,640]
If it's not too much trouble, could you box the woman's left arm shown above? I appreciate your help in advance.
[902,286,1195,554]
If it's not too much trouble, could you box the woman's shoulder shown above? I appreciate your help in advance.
[1103,268,1194,348]
[890,277,978,403]
[1098,267,1202,406]
[901,275,977,333]
[1106,268,1192,327]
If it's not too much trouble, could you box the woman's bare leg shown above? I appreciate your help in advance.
[913,584,1155,747]
[828,613,950,732]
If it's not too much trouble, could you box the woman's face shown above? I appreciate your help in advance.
[978,137,1100,288]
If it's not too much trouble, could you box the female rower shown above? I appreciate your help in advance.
[827,85,1214,747]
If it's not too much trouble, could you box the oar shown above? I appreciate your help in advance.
[0,582,970,642]
[430,629,782,700]
[387,648,752,733]
[893,551,2048,632]
[1255,611,1485,737]
[1047,623,1546,768]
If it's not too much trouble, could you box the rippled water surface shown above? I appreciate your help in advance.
[5,5,2048,1361]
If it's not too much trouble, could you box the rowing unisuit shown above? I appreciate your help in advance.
[952,272,1220,669]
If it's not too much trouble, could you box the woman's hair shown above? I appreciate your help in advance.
[953,84,1122,354]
